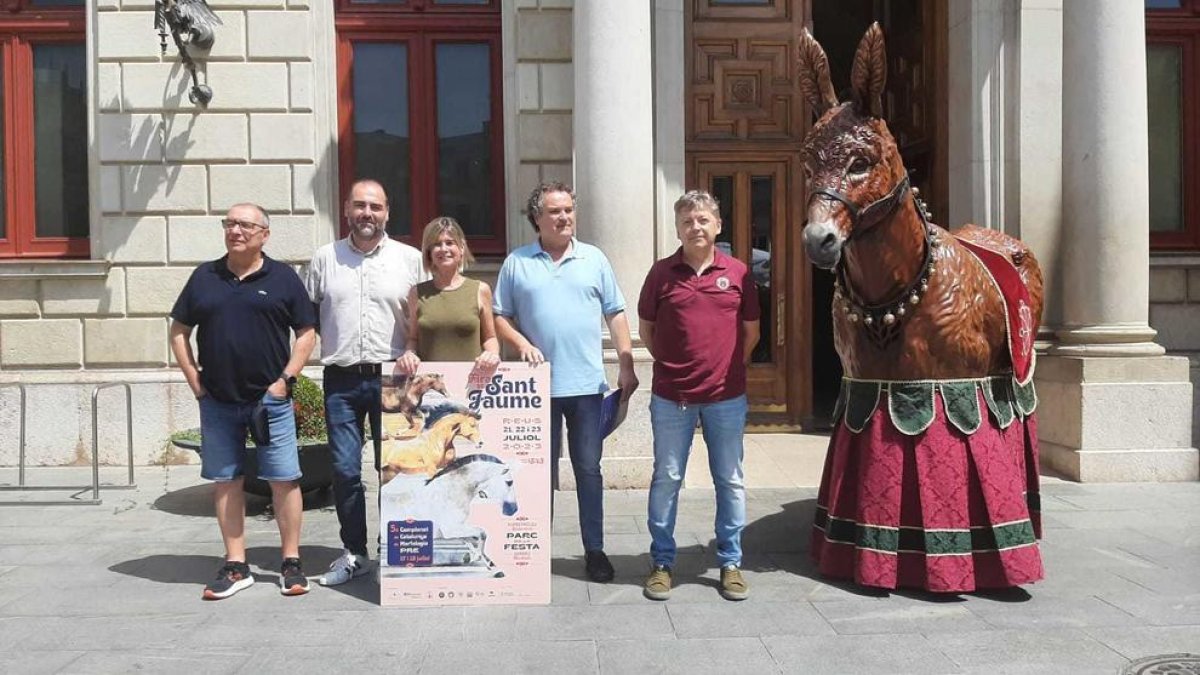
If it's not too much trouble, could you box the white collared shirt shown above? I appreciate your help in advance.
[305,236,425,366]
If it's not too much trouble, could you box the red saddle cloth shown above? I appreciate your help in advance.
[955,237,1037,385]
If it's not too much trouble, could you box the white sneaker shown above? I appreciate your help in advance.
[318,549,370,586]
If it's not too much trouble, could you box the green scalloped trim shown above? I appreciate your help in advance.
[940,381,983,435]
[1014,378,1038,417]
[888,382,936,435]
[838,376,1036,436]
[844,381,882,433]
[982,376,1016,429]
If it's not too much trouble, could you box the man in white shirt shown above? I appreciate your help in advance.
[305,179,424,585]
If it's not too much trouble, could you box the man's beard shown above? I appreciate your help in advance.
[351,219,382,239]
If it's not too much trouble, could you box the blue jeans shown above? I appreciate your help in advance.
[550,394,605,552]
[323,368,382,557]
[648,393,747,568]
[199,392,300,482]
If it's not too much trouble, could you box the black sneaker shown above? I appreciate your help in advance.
[585,550,615,583]
[202,561,254,600]
[279,557,310,596]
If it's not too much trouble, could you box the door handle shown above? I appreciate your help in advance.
[776,292,785,347]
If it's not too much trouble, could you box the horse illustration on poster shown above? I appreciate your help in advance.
[378,362,551,606]
[381,454,517,577]
[380,403,483,481]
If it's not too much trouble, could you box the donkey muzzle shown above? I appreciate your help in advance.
[803,221,843,270]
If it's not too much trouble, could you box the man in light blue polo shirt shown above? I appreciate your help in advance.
[493,181,638,583]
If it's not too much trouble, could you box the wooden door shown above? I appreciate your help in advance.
[686,0,810,428]
[693,158,808,425]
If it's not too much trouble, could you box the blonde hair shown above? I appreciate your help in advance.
[420,216,475,272]
[673,190,721,219]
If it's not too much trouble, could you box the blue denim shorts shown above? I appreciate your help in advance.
[198,392,301,482]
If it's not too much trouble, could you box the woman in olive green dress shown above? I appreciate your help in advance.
[396,217,500,375]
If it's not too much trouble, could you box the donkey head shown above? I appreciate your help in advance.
[798,23,908,270]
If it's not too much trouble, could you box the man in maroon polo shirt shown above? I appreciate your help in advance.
[637,190,761,602]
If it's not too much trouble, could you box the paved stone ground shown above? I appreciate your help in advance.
[1,465,1199,674]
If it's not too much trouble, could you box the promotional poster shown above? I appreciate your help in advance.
[377,361,551,607]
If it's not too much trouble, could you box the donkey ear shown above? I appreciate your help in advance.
[797,27,838,120]
[850,22,887,118]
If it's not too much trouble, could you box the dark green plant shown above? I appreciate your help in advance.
[292,373,326,442]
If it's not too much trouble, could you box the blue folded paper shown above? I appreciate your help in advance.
[599,388,628,439]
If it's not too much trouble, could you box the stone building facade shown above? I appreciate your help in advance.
[0,0,1195,485]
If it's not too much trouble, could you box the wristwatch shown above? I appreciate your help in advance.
[281,373,297,395]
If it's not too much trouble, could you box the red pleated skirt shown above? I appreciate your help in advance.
[811,391,1044,592]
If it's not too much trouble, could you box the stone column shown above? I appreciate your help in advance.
[569,2,657,487]
[946,2,1064,337]
[1056,0,1161,356]
[572,0,656,324]
[1036,0,1196,482]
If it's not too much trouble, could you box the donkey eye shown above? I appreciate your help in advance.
[849,158,871,174]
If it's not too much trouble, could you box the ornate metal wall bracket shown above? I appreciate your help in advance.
[154,0,222,106]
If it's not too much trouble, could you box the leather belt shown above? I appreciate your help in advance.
[326,362,382,376]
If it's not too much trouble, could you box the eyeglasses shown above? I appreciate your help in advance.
[220,219,268,233]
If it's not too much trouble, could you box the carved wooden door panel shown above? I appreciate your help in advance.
[687,0,808,147]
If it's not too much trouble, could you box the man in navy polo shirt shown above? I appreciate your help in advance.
[493,181,639,583]
[638,190,760,602]
[170,202,317,600]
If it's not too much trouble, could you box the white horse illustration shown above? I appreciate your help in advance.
[380,454,518,575]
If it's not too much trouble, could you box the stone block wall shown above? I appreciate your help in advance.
[508,0,574,251]
[0,0,336,468]
[0,0,660,486]
[1149,261,1200,439]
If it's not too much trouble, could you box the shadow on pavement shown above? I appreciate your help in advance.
[109,553,224,585]
[546,498,834,593]
[310,572,380,605]
[106,544,360,593]
[964,586,1033,603]
[151,483,335,518]
[244,545,355,594]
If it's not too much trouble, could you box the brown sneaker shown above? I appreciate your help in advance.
[643,565,672,601]
[719,564,748,601]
